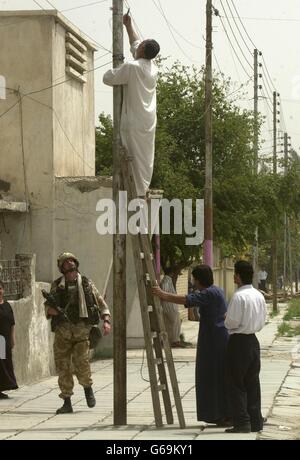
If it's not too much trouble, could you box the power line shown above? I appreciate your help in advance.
[0,60,111,119]
[24,93,96,172]
[124,0,144,40]
[217,12,252,79]
[33,0,45,9]
[61,0,109,13]
[151,0,201,64]
[44,0,57,8]
[227,16,300,23]
[25,60,112,97]
[229,0,257,50]
[32,0,112,53]
[219,0,253,70]
[261,55,277,92]
[225,0,253,56]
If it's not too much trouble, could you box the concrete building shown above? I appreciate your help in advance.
[0,10,97,281]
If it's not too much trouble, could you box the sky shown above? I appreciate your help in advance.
[2,0,300,157]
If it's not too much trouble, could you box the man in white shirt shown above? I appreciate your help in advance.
[103,14,160,198]
[224,260,267,433]
[257,269,268,292]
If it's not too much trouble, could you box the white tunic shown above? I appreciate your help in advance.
[225,284,267,335]
[103,41,158,196]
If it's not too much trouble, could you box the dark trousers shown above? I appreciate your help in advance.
[226,334,263,431]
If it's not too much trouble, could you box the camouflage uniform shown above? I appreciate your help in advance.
[46,274,110,399]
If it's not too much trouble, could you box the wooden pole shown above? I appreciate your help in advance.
[272,91,278,312]
[204,0,213,267]
[112,0,127,426]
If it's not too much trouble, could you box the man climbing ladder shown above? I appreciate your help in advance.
[103,12,160,198]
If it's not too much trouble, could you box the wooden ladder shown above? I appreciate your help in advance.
[121,153,186,429]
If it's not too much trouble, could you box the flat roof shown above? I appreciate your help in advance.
[0,10,98,51]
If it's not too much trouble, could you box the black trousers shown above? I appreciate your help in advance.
[226,334,263,431]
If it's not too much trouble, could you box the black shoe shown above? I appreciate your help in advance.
[0,392,9,399]
[225,425,251,433]
[56,397,73,414]
[84,386,96,408]
[215,418,233,427]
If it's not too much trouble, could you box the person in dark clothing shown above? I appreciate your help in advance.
[153,265,230,425]
[0,281,18,398]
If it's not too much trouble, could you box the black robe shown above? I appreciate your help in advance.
[0,301,18,392]
[185,285,229,422]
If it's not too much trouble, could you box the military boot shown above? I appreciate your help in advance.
[56,397,73,414]
[84,386,96,408]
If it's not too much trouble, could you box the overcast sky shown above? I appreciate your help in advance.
[2,0,300,155]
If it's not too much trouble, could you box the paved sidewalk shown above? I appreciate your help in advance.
[0,306,296,440]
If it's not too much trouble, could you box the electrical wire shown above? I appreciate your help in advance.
[225,0,253,56]
[219,0,253,70]
[24,93,96,172]
[61,0,109,13]
[151,0,201,64]
[217,12,252,78]
[33,0,45,9]
[32,0,112,54]
[229,0,257,50]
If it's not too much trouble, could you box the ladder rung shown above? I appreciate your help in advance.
[157,384,166,392]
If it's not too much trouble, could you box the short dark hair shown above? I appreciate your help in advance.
[192,265,214,288]
[164,267,173,276]
[144,39,160,60]
[0,280,4,289]
[234,260,253,285]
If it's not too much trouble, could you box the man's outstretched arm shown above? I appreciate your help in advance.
[123,14,139,45]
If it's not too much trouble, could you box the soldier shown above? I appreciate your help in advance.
[45,252,111,414]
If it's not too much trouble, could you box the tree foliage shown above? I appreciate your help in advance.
[95,62,300,273]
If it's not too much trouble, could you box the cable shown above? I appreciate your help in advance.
[0,99,20,120]
[219,0,253,70]
[24,93,96,172]
[227,16,300,23]
[217,13,252,78]
[61,0,109,13]
[24,60,112,98]
[225,0,253,56]
[227,78,253,98]
[33,0,45,9]
[33,0,112,54]
[261,55,277,92]
[151,0,201,64]
[44,0,57,8]
[229,0,257,50]
[124,0,144,40]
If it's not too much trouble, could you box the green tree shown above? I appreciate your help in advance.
[95,62,300,275]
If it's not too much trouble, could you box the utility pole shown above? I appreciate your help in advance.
[284,133,294,295]
[204,0,213,267]
[252,49,259,287]
[112,0,127,426]
[253,49,259,173]
[283,132,288,295]
[272,91,279,312]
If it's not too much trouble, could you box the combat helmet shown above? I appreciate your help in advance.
[57,252,79,273]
